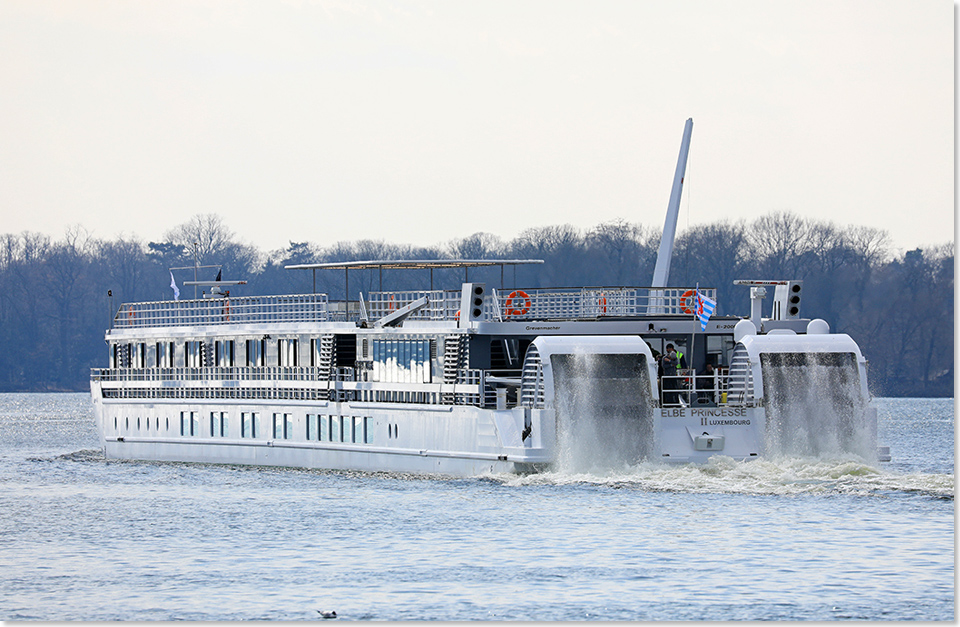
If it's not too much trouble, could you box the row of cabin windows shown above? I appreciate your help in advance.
[111,338,437,384]
[112,411,374,445]
[113,339,309,369]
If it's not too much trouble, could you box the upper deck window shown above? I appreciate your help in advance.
[185,341,204,368]
[371,339,431,383]
[215,340,235,367]
[156,341,174,368]
[246,339,265,367]
[132,343,146,369]
[278,339,298,367]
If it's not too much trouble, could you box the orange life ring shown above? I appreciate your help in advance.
[127,305,135,319]
[223,298,230,321]
[388,294,396,311]
[679,289,696,315]
[504,290,531,316]
[599,294,607,314]
[454,310,460,322]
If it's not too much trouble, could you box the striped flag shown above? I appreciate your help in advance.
[695,287,716,331]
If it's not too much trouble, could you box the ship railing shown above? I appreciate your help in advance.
[362,286,716,323]
[91,365,326,382]
[112,294,330,329]
[658,368,756,408]
[365,290,459,320]
[491,286,716,320]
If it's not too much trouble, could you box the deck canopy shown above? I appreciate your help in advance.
[285,258,545,293]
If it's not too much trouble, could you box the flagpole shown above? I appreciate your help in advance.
[690,283,698,390]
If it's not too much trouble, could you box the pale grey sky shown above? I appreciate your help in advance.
[0,0,953,254]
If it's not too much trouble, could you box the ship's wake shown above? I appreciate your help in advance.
[496,455,953,499]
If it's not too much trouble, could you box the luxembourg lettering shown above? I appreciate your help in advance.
[660,407,751,427]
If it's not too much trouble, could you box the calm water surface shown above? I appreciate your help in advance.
[0,394,953,621]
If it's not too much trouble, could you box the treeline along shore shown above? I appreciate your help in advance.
[0,212,952,396]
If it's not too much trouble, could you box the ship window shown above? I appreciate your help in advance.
[132,343,146,369]
[246,339,265,367]
[372,339,431,384]
[364,417,373,444]
[211,411,228,437]
[215,341,235,367]
[306,414,316,440]
[114,416,118,431]
[185,341,204,368]
[330,416,341,442]
[278,339,299,367]
[320,415,329,442]
[180,412,186,436]
[273,413,293,439]
[156,341,174,368]
[351,417,362,443]
[241,412,260,438]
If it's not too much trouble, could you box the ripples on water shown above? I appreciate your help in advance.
[0,394,954,621]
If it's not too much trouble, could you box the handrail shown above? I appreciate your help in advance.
[112,286,718,330]
[112,294,329,329]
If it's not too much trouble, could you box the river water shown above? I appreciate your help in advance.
[0,393,953,621]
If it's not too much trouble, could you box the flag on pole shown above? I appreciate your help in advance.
[695,287,716,331]
[215,268,222,282]
[170,271,180,300]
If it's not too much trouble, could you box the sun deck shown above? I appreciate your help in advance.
[111,286,718,330]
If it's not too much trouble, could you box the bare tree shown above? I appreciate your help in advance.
[163,213,262,276]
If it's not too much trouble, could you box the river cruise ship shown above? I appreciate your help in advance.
[90,260,883,475]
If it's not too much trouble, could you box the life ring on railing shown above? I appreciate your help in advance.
[388,294,396,311]
[127,305,135,320]
[679,289,696,315]
[223,298,230,321]
[454,310,460,322]
[599,294,607,315]
[504,290,531,316]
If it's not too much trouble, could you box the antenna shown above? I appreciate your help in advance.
[651,118,693,287]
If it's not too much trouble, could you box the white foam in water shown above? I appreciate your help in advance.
[500,455,954,498]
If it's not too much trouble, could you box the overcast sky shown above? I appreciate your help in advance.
[0,0,953,255]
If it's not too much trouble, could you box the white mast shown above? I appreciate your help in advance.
[651,117,693,287]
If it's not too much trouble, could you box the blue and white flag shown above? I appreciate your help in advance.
[170,271,180,300]
[695,287,716,331]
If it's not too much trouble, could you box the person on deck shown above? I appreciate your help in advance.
[659,345,681,405]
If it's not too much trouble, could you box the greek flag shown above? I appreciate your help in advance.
[170,271,180,300]
[695,287,716,331]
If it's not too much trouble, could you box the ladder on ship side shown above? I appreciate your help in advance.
[442,335,466,404]
[316,334,334,399]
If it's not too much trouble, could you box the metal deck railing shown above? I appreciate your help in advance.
[112,294,329,329]
[111,287,716,329]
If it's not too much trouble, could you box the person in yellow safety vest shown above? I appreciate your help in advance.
[659,344,688,405]
[665,343,687,370]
